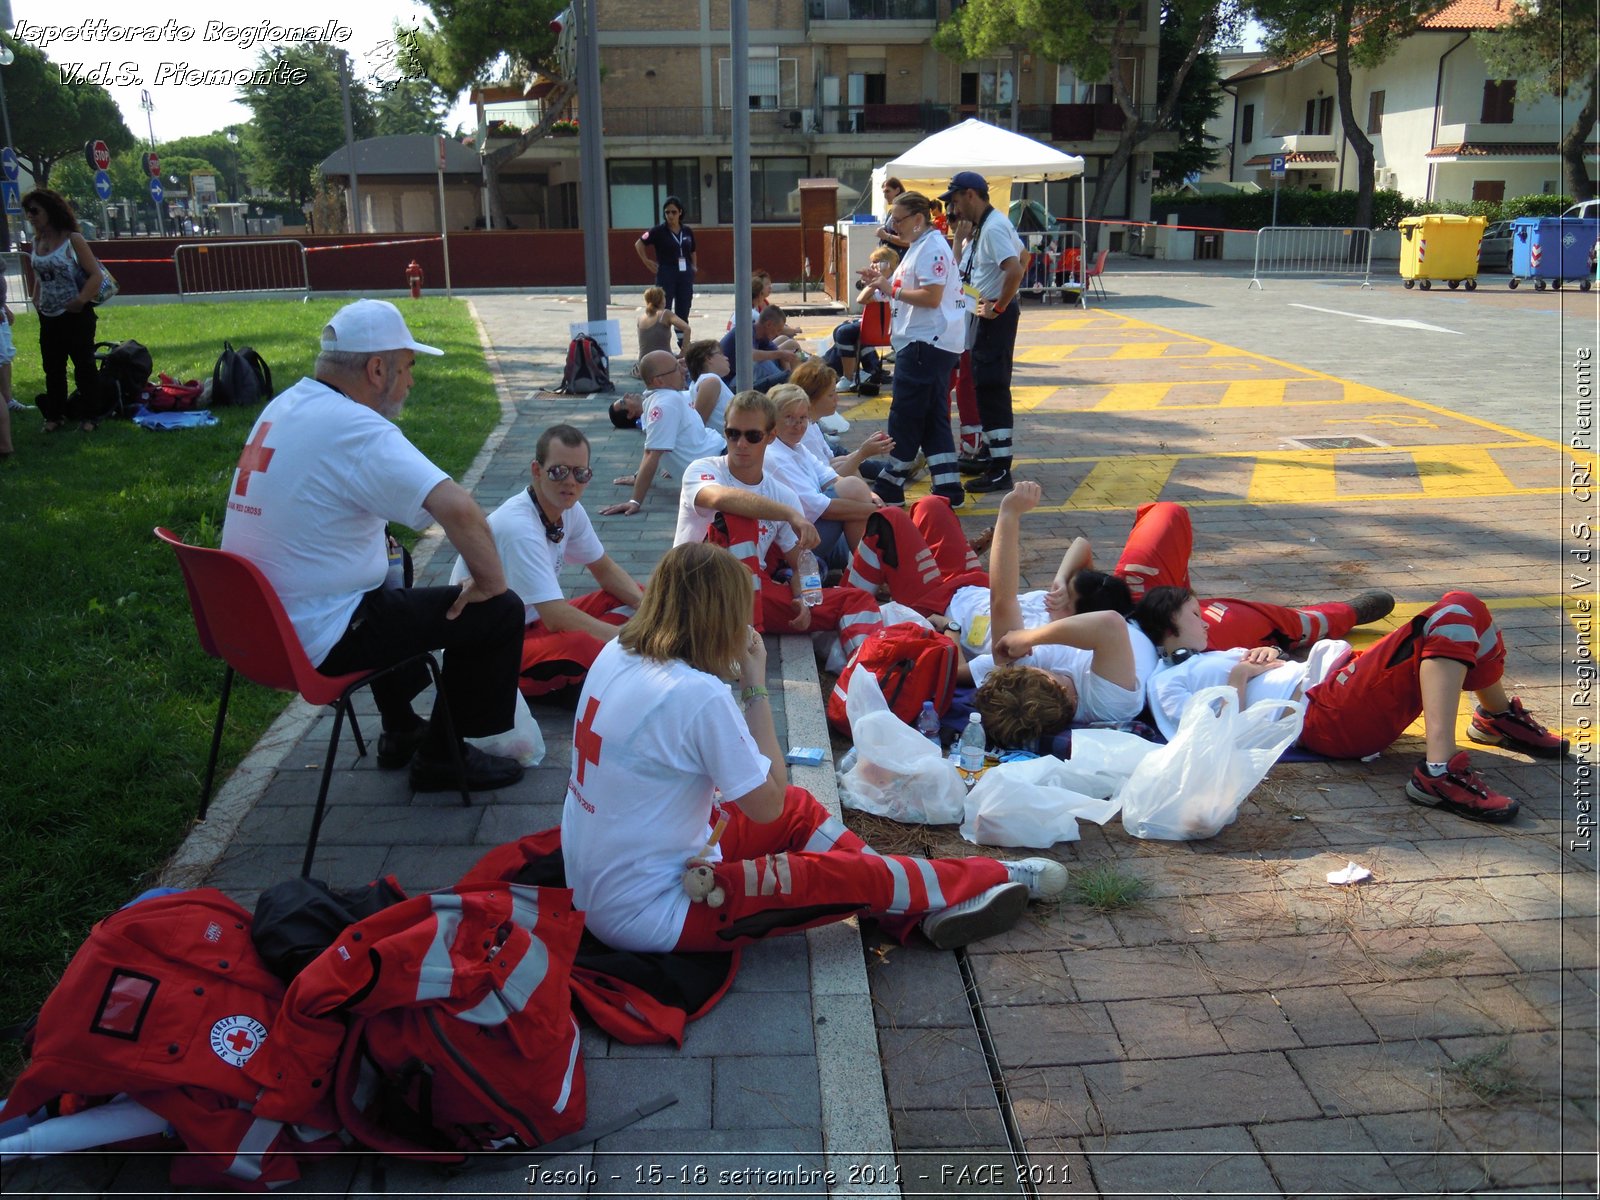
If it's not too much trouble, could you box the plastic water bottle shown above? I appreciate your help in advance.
[915,701,940,743]
[959,712,986,773]
[797,549,824,607]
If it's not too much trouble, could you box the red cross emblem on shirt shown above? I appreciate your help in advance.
[234,422,276,497]
[932,258,946,276]
[225,1028,256,1054]
[574,696,604,786]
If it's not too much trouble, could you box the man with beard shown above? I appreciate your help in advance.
[220,300,525,793]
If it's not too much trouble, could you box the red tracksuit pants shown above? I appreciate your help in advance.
[950,350,983,456]
[518,590,634,697]
[1115,501,1363,651]
[675,785,1010,951]
[846,496,988,615]
[1300,591,1505,759]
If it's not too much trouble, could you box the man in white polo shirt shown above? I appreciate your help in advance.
[602,349,724,517]
[220,299,524,792]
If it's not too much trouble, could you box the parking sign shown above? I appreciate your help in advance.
[1270,155,1287,180]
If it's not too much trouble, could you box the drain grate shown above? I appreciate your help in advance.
[1283,434,1389,450]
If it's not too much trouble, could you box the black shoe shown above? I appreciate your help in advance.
[409,743,524,793]
[376,721,428,769]
[966,468,1013,494]
[957,451,992,476]
[1346,589,1396,625]
[932,486,966,509]
[873,481,906,506]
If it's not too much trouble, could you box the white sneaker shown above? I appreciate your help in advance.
[1005,857,1068,900]
[6,399,30,412]
[920,882,1028,950]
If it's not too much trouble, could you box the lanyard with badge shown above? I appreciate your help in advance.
[671,228,690,273]
[958,206,991,349]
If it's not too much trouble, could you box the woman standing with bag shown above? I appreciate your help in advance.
[22,189,107,432]
[858,191,966,508]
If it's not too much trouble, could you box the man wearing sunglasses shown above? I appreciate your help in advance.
[603,349,724,516]
[675,391,883,660]
[456,424,644,700]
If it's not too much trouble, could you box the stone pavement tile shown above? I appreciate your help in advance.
[1362,1107,1494,1194]
[1084,1051,1319,1134]
[367,1152,583,1195]
[891,1103,1009,1149]
[878,1025,995,1114]
[1534,870,1599,914]
[1439,1028,1598,1102]
[583,1056,713,1130]
[898,1152,1025,1200]
[867,941,976,1029]
[1201,992,1302,1053]
[960,904,1120,954]
[1250,1115,1406,1198]
[1013,1137,1095,1197]
[713,1053,822,1130]
[967,949,1078,1006]
[729,930,809,993]
[206,841,389,896]
[588,1128,825,1197]
[252,762,411,806]
[671,990,814,1058]
[1478,916,1597,972]
[382,844,495,891]
[1507,970,1600,1030]
[473,801,563,845]
[1191,932,1356,991]
[1414,833,1568,878]
[1008,1065,1102,1139]
[1344,923,1524,981]
[313,802,483,846]
[1056,943,1224,1002]
[1084,1125,1280,1197]
[987,999,1121,1068]
[1343,975,1551,1040]
[1089,851,1287,898]
[1397,871,1573,927]
[1444,1100,1597,1191]
[1104,995,1230,1059]
[1271,985,1370,1049]
[1287,1040,1454,1116]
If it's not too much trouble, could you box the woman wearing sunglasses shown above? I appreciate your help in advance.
[21,188,107,432]
[451,423,643,701]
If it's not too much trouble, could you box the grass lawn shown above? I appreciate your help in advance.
[0,297,499,1080]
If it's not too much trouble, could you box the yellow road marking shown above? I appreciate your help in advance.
[1415,447,1519,499]
[1095,383,1175,410]
[1012,385,1060,412]
[1068,457,1180,508]
[1221,380,1290,407]
[1247,451,1339,504]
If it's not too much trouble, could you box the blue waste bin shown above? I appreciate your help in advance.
[1509,216,1600,291]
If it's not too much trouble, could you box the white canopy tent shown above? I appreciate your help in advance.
[874,119,1089,302]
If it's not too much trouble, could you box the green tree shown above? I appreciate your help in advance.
[238,43,375,207]
[1477,0,1596,202]
[372,77,454,137]
[935,0,1239,246]
[1252,0,1453,230]
[1153,5,1225,186]
[411,0,575,228]
[160,129,250,200]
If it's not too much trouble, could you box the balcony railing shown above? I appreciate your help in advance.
[807,0,939,19]
[578,103,1166,142]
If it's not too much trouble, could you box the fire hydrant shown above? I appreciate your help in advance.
[405,260,423,300]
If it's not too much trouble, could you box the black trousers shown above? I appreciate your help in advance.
[37,307,98,421]
[317,585,525,740]
[872,341,961,504]
[970,304,1020,468]
[657,272,694,325]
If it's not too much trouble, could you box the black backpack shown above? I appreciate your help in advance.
[556,333,611,395]
[90,340,153,419]
[212,342,273,407]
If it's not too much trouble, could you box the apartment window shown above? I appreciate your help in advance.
[1481,79,1516,124]
[608,159,702,229]
[1471,180,1506,204]
[960,69,1014,107]
[1303,96,1333,135]
[717,49,798,110]
[827,156,877,218]
[1240,103,1255,144]
[1053,59,1136,106]
[1366,90,1384,135]
[717,156,809,223]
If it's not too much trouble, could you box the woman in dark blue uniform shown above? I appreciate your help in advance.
[634,196,697,333]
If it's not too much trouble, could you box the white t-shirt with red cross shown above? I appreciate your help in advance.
[673,455,802,560]
[642,386,725,480]
[889,228,965,353]
[561,641,771,951]
[449,488,604,627]
[219,377,448,666]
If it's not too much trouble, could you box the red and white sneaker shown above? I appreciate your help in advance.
[1405,752,1520,823]
[1468,697,1569,759]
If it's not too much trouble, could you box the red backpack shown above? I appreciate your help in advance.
[139,373,205,412]
[826,622,959,735]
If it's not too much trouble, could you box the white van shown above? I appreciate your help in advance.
[1561,199,1600,220]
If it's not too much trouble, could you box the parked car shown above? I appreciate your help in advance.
[1478,219,1514,272]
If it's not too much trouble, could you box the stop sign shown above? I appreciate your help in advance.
[91,140,110,171]
[144,152,160,178]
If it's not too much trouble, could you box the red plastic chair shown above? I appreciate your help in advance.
[1084,248,1110,300]
[155,527,468,877]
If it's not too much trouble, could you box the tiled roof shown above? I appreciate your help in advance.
[1243,151,1338,165]
[1428,141,1600,157]
[1419,0,1518,31]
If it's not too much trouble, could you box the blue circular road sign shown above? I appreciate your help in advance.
[94,170,113,200]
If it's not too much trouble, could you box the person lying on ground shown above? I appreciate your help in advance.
[1133,585,1567,824]
[602,349,725,517]
[453,424,643,702]
[559,540,1068,954]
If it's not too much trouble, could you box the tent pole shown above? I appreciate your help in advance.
[1079,177,1088,310]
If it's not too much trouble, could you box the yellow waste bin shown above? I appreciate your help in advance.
[1398,214,1486,291]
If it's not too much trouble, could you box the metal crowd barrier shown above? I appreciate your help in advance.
[1248,226,1373,289]
[1016,229,1087,307]
[174,240,311,299]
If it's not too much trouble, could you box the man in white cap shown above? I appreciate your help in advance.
[220,299,525,792]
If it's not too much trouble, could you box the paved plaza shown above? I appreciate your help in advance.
[11,264,1594,1197]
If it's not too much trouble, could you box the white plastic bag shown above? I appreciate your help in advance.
[1118,686,1303,841]
[839,709,967,825]
[960,755,1122,848]
[1067,727,1162,786]
[466,697,547,767]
